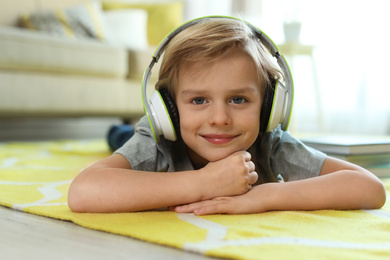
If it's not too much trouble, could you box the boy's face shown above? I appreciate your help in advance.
[175,48,262,168]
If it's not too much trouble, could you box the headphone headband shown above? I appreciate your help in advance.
[142,16,294,142]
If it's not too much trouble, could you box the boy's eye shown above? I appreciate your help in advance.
[230,97,247,104]
[191,97,207,105]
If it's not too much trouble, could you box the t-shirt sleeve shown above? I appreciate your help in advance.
[114,116,169,172]
[260,127,327,182]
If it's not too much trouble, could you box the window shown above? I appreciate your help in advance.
[184,0,390,135]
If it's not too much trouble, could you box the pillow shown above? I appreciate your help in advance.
[103,9,148,50]
[102,1,183,46]
[19,1,110,42]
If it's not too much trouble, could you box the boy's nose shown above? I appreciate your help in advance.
[208,104,232,126]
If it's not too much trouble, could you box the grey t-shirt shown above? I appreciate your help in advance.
[115,116,327,183]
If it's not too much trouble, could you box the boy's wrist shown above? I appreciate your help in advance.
[196,167,216,201]
[250,183,281,212]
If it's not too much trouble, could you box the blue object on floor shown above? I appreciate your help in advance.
[107,124,135,151]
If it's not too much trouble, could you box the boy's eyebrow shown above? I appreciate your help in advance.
[228,87,258,94]
[179,87,258,96]
[179,89,207,96]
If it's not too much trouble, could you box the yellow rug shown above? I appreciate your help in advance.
[1,139,390,260]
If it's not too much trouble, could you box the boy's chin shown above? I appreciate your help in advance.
[188,146,250,168]
[188,149,232,168]
[202,149,242,162]
[206,154,230,163]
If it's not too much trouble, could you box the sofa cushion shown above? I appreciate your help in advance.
[103,9,148,50]
[0,26,128,77]
[0,70,147,118]
[102,1,183,46]
[0,70,148,119]
[19,1,110,42]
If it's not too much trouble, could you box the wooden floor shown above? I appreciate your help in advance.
[0,206,217,260]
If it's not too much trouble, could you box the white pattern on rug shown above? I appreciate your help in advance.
[0,180,71,211]
[178,213,390,254]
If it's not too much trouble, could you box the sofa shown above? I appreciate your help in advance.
[0,0,183,122]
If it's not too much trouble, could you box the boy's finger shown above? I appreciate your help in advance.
[243,151,252,161]
[249,171,258,185]
[194,200,232,215]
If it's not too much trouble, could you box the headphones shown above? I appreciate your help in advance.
[142,16,294,143]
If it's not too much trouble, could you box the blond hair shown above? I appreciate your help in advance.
[155,17,283,97]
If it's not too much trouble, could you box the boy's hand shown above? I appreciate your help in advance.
[172,188,265,215]
[198,151,258,200]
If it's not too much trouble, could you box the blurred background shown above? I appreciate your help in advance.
[1,0,389,141]
[195,0,390,136]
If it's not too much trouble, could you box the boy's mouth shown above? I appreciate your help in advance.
[201,134,239,145]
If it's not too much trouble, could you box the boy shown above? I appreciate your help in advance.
[68,17,386,215]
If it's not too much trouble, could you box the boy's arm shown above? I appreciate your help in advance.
[68,151,258,213]
[68,154,202,213]
[173,157,387,215]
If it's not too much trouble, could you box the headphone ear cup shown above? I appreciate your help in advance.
[260,82,275,132]
[159,88,180,138]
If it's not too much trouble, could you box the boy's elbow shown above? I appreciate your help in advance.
[68,198,83,213]
[67,181,85,213]
[364,176,387,210]
[373,179,387,209]
[67,176,92,213]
